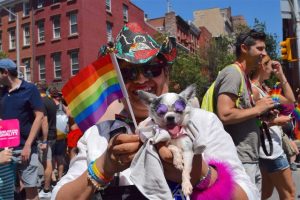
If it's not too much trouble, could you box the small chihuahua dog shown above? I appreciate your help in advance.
[137,84,196,196]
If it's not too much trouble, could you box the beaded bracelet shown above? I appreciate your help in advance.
[195,166,212,191]
[87,160,112,191]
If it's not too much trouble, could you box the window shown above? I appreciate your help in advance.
[38,21,45,42]
[106,0,111,12]
[22,58,31,82]
[23,2,30,17]
[53,53,61,78]
[106,22,112,42]
[70,51,79,75]
[123,4,128,22]
[8,7,15,22]
[69,13,78,35]
[23,25,30,46]
[52,17,61,39]
[0,32,2,51]
[37,0,44,8]
[9,29,16,49]
[38,56,45,80]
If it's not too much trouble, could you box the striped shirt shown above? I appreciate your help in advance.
[0,162,15,200]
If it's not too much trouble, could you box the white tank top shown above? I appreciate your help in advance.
[251,83,284,159]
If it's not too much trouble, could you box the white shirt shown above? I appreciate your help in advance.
[52,109,259,200]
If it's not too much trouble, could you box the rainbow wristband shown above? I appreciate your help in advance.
[89,161,113,183]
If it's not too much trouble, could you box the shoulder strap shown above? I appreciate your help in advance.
[231,64,245,108]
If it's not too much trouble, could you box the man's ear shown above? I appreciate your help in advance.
[179,84,196,101]
[240,43,249,54]
[137,90,157,106]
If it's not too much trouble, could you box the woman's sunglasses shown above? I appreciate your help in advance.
[121,64,165,82]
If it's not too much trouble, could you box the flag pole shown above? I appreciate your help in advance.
[110,53,138,129]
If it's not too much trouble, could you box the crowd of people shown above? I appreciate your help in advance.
[0,22,299,200]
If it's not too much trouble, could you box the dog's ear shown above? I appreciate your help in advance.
[137,90,157,106]
[179,84,196,101]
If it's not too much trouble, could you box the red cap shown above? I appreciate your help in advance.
[67,129,83,148]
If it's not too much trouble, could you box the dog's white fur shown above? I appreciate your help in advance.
[137,84,196,196]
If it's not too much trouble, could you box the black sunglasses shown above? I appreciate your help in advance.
[121,64,165,82]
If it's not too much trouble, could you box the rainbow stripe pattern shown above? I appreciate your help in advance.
[293,104,300,122]
[270,82,281,104]
[62,54,124,132]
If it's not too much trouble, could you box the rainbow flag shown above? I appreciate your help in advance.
[62,54,124,132]
[269,82,281,104]
[293,104,300,122]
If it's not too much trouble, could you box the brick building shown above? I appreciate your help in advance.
[147,12,202,53]
[0,0,156,85]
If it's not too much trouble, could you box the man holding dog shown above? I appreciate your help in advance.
[52,23,258,200]
[213,29,275,193]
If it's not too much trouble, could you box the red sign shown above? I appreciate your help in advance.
[0,119,20,148]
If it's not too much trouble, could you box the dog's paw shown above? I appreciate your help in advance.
[173,158,184,170]
[182,181,193,196]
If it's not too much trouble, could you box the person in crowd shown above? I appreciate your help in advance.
[49,87,69,182]
[213,29,275,193]
[250,55,296,199]
[0,58,44,200]
[292,88,300,165]
[281,105,300,171]
[36,81,58,198]
[51,22,258,200]
[66,126,83,160]
[0,148,14,200]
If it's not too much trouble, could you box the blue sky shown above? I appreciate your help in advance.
[131,0,282,41]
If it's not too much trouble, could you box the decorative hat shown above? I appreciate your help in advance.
[0,58,17,70]
[112,23,176,64]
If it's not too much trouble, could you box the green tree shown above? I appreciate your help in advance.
[169,48,208,101]
[0,51,8,59]
[206,36,235,78]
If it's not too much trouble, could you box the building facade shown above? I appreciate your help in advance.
[193,7,234,37]
[0,0,156,86]
[147,11,202,53]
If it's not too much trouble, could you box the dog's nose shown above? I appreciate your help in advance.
[166,116,175,123]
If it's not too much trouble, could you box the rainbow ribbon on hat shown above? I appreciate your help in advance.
[269,82,281,104]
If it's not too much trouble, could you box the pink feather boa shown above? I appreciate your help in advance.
[191,160,234,200]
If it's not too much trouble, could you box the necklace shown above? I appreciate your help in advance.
[235,61,255,107]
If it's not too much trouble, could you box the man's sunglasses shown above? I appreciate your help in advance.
[121,64,165,82]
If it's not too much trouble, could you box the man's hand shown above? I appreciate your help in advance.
[96,133,142,178]
[255,96,275,116]
[0,148,13,164]
[21,144,31,162]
